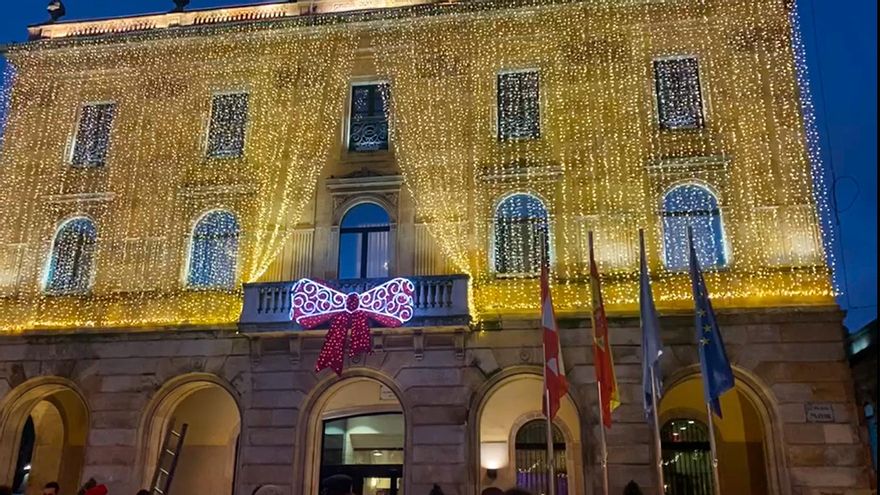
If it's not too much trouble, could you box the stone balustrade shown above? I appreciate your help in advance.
[239,274,470,331]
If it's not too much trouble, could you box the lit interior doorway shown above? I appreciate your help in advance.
[312,378,405,495]
[476,373,583,494]
[321,413,404,495]
[659,375,773,495]
[142,379,240,495]
[0,381,88,495]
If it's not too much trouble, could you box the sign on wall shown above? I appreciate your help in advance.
[805,403,835,423]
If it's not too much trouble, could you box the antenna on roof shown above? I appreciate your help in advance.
[171,0,191,12]
[47,0,66,23]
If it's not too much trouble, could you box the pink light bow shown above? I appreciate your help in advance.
[291,277,415,375]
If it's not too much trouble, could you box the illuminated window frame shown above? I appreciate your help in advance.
[652,55,708,131]
[204,91,250,159]
[496,68,542,141]
[183,208,241,290]
[42,215,98,295]
[68,101,117,167]
[345,81,391,153]
[490,191,554,277]
[660,182,730,271]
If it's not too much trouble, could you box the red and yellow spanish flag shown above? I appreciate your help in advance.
[541,260,569,420]
[589,232,620,428]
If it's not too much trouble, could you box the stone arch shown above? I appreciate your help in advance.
[293,369,410,495]
[333,195,399,226]
[660,364,789,495]
[0,376,89,494]
[136,373,242,495]
[469,367,584,495]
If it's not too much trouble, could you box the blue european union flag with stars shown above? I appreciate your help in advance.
[688,229,735,417]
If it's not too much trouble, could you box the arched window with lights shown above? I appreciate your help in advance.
[186,210,240,289]
[661,419,713,495]
[661,184,727,270]
[338,203,391,279]
[514,420,568,495]
[45,217,98,294]
[493,193,549,275]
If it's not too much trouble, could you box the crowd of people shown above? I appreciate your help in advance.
[0,480,152,495]
[1,476,645,495]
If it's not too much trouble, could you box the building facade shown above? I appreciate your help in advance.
[0,0,874,494]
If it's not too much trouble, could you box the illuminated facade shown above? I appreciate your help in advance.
[0,0,873,494]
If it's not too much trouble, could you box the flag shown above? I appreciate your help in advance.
[541,260,569,420]
[687,228,735,417]
[639,229,664,423]
[588,232,620,428]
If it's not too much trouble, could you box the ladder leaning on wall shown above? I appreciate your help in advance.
[149,421,188,495]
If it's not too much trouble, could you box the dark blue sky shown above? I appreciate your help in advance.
[1,1,876,330]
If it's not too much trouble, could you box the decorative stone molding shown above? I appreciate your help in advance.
[326,171,403,225]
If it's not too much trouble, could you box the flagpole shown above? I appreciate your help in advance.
[596,381,609,495]
[649,368,666,495]
[706,404,722,495]
[546,389,557,495]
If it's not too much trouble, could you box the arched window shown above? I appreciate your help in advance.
[661,184,727,270]
[494,194,549,275]
[515,420,568,495]
[661,419,713,495]
[338,203,390,279]
[45,217,97,294]
[187,210,240,289]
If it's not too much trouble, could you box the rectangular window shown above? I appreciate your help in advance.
[348,83,389,152]
[71,103,116,166]
[497,70,540,140]
[654,57,705,130]
[207,92,249,158]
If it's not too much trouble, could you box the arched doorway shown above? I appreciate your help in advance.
[0,378,88,495]
[475,372,583,494]
[301,376,406,495]
[659,374,775,495]
[140,376,240,495]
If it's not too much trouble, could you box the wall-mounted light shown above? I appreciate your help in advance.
[480,441,509,479]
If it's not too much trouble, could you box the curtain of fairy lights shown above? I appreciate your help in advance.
[373,0,833,317]
[0,0,835,330]
[0,25,355,330]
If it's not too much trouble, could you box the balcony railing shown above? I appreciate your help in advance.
[239,275,470,331]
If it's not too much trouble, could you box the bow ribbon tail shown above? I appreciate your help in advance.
[348,311,373,358]
[315,313,350,376]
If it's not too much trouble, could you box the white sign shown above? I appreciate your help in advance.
[379,384,396,401]
[805,403,835,423]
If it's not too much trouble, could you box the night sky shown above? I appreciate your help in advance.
[0,1,875,331]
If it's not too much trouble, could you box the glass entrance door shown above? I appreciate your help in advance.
[319,465,402,495]
[320,413,405,495]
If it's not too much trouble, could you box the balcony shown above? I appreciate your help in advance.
[239,275,470,332]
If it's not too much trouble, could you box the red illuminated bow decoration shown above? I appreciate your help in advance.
[291,278,415,375]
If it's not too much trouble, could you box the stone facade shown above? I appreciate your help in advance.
[1,307,874,494]
[0,0,874,494]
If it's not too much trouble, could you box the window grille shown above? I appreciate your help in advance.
[349,84,389,152]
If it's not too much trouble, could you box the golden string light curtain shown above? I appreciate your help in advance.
[0,26,356,330]
[372,0,833,316]
[0,0,835,330]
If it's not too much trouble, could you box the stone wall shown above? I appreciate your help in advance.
[0,306,873,495]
